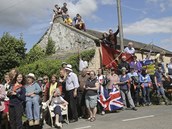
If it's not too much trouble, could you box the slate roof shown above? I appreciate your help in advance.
[86,29,172,56]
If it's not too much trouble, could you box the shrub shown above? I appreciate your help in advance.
[45,37,56,55]
[18,49,95,77]
[25,45,45,64]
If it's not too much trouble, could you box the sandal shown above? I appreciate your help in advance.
[90,117,96,122]
[87,117,91,121]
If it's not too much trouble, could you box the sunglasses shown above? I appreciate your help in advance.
[43,78,48,80]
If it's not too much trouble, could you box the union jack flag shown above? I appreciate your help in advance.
[98,86,123,111]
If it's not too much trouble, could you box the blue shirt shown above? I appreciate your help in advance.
[154,71,163,83]
[25,82,41,94]
[139,74,151,87]
[128,72,138,78]
[119,75,130,90]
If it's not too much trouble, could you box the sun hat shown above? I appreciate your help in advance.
[27,73,36,80]
[121,67,127,71]
[38,77,43,81]
[65,64,73,71]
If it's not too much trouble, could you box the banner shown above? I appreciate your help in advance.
[101,43,133,69]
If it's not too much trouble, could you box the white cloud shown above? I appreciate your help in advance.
[160,3,165,12]
[100,0,115,5]
[0,0,98,29]
[89,15,102,23]
[146,0,172,11]
[146,0,160,3]
[68,0,97,17]
[124,17,172,35]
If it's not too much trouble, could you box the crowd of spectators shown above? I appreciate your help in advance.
[0,50,172,129]
[0,2,172,129]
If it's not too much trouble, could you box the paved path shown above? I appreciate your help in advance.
[43,105,172,129]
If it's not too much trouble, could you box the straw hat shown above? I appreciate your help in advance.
[121,67,127,71]
[65,64,73,71]
[27,73,36,80]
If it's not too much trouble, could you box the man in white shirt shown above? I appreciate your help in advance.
[65,64,79,123]
[124,42,135,55]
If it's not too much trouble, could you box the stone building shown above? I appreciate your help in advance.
[37,16,172,72]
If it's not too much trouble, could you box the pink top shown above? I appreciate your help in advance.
[107,74,119,89]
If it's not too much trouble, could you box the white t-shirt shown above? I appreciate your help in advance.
[168,63,172,69]
[79,59,88,71]
[124,47,135,55]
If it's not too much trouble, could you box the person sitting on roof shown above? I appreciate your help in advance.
[54,4,62,15]
[73,14,80,25]
[108,27,119,50]
[50,5,62,25]
[75,16,86,31]
[124,42,135,55]
[64,14,73,26]
[101,32,111,46]
[61,2,68,20]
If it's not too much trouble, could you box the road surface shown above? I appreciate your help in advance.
[43,105,172,129]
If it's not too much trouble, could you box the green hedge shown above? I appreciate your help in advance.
[18,49,95,78]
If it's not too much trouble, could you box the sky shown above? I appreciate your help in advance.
[0,0,172,52]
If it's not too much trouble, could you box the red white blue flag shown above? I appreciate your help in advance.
[98,86,123,111]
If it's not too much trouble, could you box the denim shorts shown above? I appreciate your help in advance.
[85,95,97,108]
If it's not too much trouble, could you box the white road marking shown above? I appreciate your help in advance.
[74,126,92,129]
[122,115,155,122]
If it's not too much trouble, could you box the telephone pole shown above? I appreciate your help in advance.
[116,0,124,51]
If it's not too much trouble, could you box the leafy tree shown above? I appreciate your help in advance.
[45,37,56,55]
[25,45,45,64]
[0,32,26,77]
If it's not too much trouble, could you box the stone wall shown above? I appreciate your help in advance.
[88,47,101,71]
[37,21,101,71]
[37,22,96,53]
